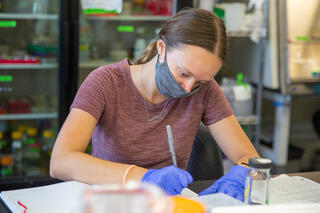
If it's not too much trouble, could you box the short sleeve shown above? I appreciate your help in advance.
[202,80,233,126]
[70,67,110,120]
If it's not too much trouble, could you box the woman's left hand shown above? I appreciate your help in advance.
[198,165,248,201]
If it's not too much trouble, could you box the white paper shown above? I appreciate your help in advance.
[196,193,243,212]
[80,0,123,13]
[211,203,320,213]
[0,181,90,213]
[180,188,198,198]
[180,189,244,213]
[269,174,320,204]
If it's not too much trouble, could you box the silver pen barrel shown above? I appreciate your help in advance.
[166,125,178,167]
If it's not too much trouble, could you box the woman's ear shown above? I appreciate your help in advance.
[156,39,166,63]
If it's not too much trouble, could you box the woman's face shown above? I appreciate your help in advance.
[158,42,223,93]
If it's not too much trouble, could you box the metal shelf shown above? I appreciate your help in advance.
[0,63,57,69]
[79,60,110,69]
[0,13,58,20]
[289,40,320,45]
[236,115,258,125]
[0,112,57,120]
[291,78,320,84]
[0,61,114,70]
[85,15,171,21]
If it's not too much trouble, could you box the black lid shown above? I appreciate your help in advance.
[249,157,272,169]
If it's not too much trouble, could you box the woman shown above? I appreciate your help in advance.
[50,8,259,201]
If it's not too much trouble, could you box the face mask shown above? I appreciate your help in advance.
[155,54,201,98]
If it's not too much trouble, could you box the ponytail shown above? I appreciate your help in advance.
[135,41,158,65]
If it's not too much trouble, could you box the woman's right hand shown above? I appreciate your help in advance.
[141,165,193,195]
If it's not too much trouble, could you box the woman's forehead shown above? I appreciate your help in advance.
[168,45,222,78]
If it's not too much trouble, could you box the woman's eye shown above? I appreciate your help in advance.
[178,69,188,77]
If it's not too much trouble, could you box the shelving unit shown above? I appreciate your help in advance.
[0,64,57,69]
[0,112,57,120]
[258,0,320,170]
[0,62,111,70]
[85,15,171,21]
[199,1,269,140]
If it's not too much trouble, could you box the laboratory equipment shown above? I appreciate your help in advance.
[83,181,172,213]
[244,157,272,205]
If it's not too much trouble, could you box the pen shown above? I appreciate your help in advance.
[166,125,178,167]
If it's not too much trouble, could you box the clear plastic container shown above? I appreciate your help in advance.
[82,181,173,213]
[244,157,272,205]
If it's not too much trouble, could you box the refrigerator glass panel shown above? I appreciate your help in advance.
[78,0,174,86]
[0,0,59,178]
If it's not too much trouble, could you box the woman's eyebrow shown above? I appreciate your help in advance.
[182,65,214,82]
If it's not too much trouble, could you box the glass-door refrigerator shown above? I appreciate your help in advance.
[0,0,190,188]
[0,1,59,181]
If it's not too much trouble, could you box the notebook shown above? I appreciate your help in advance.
[0,181,90,213]
[269,174,320,204]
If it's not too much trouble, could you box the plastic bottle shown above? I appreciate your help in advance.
[11,131,23,175]
[244,157,272,205]
[40,129,54,174]
[0,156,13,177]
[247,0,265,43]
[24,127,41,175]
[0,0,3,12]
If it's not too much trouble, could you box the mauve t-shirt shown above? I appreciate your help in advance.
[70,59,233,170]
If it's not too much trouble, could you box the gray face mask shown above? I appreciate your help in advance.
[155,54,201,98]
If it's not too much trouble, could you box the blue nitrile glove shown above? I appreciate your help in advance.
[141,165,193,195]
[198,165,249,201]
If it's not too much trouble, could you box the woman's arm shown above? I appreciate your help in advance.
[50,108,147,185]
[207,114,259,164]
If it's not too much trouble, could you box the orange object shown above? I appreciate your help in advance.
[170,196,206,213]
[1,156,13,166]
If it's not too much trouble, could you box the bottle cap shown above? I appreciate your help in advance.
[43,130,54,138]
[18,125,29,132]
[249,157,272,169]
[11,131,23,140]
[27,127,38,136]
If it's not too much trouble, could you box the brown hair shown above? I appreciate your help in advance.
[135,8,227,64]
